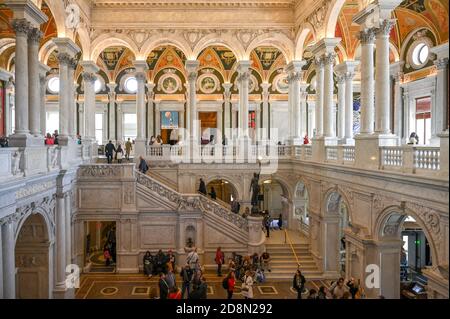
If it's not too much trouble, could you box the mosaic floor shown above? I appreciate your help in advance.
[76,273,333,299]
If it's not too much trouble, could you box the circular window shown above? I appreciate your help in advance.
[124,76,138,93]
[47,77,60,94]
[94,79,102,93]
[412,42,429,66]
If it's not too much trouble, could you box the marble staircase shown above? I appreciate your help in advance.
[265,243,321,281]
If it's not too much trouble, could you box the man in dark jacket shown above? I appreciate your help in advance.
[105,140,116,164]
[293,269,306,299]
[138,156,148,174]
[180,264,193,298]
[198,178,207,195]
[158,273,169,299]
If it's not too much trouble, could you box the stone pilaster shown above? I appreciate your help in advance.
[39,63,50,136]
[260,82,271,140]
[336,74,346,140]
[390,61,404,139]
[146,82,155,139]
[185,60,200,139]
[313,57,324,138]
[223,82,233,140]
[1,218,15,298]
[237,61,251,140]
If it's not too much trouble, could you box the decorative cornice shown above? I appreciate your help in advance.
[92,1,294,9]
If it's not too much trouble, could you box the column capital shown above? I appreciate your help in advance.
[222,82,233,92]
[27,27,43,44]
[260,82,271,92]
[322,52,336,66]
[135,71,147,82]
[5,0,48,27]
[375,19,396,37]
[236,60,251,73]
[335,60,360,75]
[358,28,376,44]
[53,37,80,58]
[285,60,306,74]
[107,82,117,92]
[311,38,341,57]
[430,42,449,60]
[146,82,156,92]
[57,52,73,66]
[434,57,449,70]
[336,74,346,84]
[38,62,50,77]
[185,60,200,81]
[80,60,99,74]
[82,72,97,84]
[389,61,404,78]
[133,60,148,73]
[11,18,31,35]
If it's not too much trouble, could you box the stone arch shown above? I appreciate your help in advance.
[38,40,57,64]
[295,25,316,60]
[389,42,400,62]
[90,34,139,62]
[140,36,192,61]
[76,24,92,61]
[260,175,292,200]
[42,0,66,37]
[324,0,347,38]
[203,176,241,201]
[322,186,353,221]
[245,33,294,63]
[15,206,55,243]
[192,35,245,61]
[399,27,437,62]
[15,210,53,299]
[0,38,15,57]
[374,205,439,267]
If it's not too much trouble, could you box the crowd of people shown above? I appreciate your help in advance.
[104,138,133,164]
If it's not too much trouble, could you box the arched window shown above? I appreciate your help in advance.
[94,79,102,93]
[411,42,429,66]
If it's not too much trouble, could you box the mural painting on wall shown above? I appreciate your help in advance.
[200,76,218,94]
[161,111,179,129]
[162,77,178,93]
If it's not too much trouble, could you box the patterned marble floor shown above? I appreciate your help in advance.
[76,273,333,299]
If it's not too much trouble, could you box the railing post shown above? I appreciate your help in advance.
[439,131,449,177]
[337,145,344,164]
[402,145,415,174]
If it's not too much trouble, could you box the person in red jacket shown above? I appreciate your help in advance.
[45,133,54,145]
[215,247,225,277]
[168,286,182,299]
[226,271,236,299]
[303,134,310,145]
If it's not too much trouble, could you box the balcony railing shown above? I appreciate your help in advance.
[143,142,445,178]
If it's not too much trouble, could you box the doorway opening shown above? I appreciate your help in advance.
[84,221,116,273]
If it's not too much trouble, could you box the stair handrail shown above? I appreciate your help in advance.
[284,229,301,268]
[136,170,248,231]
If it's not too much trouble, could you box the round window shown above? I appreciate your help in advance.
[94,79,102,93]
[47,77,60,94]
[124,76,138,93]
[411,42,429,66]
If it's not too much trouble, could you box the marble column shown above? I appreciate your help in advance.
[10,19,30,137]
[223,83,232,140]
[54,193,66,296]
[237,61,251,140]
[336,74,345,140]
[134,61,148,156]
[358,28,376,134]
[0,224,2,299]
[185,60,200,139]
[323,52,337,138]
[430,43,449,137]
[80,61,99,143]
[1,219,15,299]
[116,102,123,140]
[68,59,78,138]
[78,102,85,137]
[286,61,305,144]
[28,27,43,136]
[313,57,324,137]
[390,61,404,139]
[300,83,308,139]
[65,193,72,265]
[375,19,396,135]
[154,102,161,136]
[107,83,117,141]
[54,38,80,145]
[39,63,50,136]
[261,83,271,140]
[146,83,155,139]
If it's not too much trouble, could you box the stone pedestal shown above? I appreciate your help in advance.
[312,136,338,162]
[438,131,449,177]
[354,134,398,170]
[247,215,265,255]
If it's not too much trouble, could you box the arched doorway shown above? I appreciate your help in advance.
[293,181,309,234]
[377,211,435,299]
[205,179,238,205]
[15,214,51,299]
[324,191,351,276]
[260,178,290,229]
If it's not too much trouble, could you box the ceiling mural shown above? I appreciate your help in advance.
[100,47,126,70]
[253,47,283,70]
[213,47,236,70]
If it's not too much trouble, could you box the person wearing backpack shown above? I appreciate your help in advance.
[223,271,236,299]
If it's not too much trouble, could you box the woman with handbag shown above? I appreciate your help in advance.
[241,270,254,299]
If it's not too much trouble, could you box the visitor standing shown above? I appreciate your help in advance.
[125,138,132,160]
[278,213,283,230]
[241,270,254,299]
[158,273,169,299]
[143,251,153,278]
[105,140,116,164]
[293,269,306,299]
[180,264,193,299]
[209,187,217,200]
[198,178,207,195]
[138,156,149,174]
[215,247,225,276]
[116,143,124,163]
[223,271,236,299]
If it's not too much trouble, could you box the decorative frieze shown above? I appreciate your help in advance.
[16,180,56,200]
[78,165,121,177]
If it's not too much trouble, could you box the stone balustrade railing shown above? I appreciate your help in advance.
[144,141,446,178]
[136,171,249,230]
[0,142,96,182]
